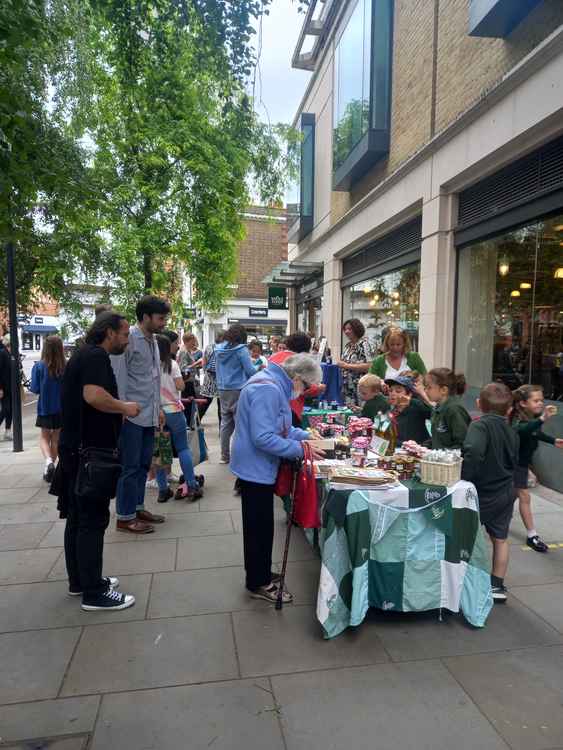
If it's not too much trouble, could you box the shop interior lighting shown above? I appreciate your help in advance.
[373,294,380,302]
[393,300,400,306]
[510,290,521,297]
[520,282,532,289]
[554,225,563,231]
[391,291,400,299]
[554,267,563,279]
[498,259,510,276]
[369,299,376,307]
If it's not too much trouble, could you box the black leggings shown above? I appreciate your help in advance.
[240,479,275,590]
[0,393,12,430]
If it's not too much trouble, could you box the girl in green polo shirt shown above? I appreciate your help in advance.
[424,368,471,449]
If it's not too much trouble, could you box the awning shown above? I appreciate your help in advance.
[22,325,58,334]
[262,261,323,287]
[227,318,287,326]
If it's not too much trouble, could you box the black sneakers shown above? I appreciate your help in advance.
[158,488,174,503]
[491,585,508,603]
[43,463,55,483]
[81,589,135,611]
[527,535,549,553]
[68,576,120,597]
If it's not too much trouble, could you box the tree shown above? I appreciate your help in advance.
[0,0,103,312]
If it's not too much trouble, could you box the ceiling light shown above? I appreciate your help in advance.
[520,282,532,289]
[555,267,563,279]
[393,300,400,306]
[510,290,521,297]
[391,291,400,299]
[369,299,376,307]
[373,294,380,302]
[554,225,563,231]
[498,260,509,277]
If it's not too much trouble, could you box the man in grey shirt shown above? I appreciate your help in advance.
[112,295,170,534]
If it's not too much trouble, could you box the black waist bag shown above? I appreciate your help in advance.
[75,447,122,499]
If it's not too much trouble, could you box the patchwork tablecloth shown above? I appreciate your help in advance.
[316,480,493,638]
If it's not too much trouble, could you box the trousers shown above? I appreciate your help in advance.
[240,479,275,590]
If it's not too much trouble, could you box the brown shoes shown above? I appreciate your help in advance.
[137,509,165,524]
[116,519,154,534]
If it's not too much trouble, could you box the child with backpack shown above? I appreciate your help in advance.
[511,385,563,552]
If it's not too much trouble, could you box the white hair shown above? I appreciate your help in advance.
[280,353,322,385]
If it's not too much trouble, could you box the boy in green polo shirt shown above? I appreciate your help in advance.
[358,374,389,418]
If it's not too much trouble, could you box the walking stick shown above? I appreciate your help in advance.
[275,459,301,611]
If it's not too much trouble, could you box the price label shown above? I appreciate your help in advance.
[370,435,389,457]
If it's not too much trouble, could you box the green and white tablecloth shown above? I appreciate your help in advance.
[316,480,493,639]
[301,408,353,429]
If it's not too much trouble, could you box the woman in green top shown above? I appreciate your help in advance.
[370,328,426,380]
[424,368,471,449]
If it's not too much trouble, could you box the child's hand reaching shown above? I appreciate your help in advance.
[555,438,563,449]
[543,405,558,420]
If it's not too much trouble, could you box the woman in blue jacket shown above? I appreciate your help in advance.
[231,353,324,604]
[30,335,65,482]
[215,324,256,464]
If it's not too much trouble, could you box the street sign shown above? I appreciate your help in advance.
[249,307,268,318]
[268,286,288,310]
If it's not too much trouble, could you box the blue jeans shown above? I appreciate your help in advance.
[116,421,155,521]
[156,411,197,491]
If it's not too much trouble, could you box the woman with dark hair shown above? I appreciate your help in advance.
[162,330,180,358]
[155,334,203,502]
[215,324,256,464]
[338,318,377,407]
[30,335,66,481]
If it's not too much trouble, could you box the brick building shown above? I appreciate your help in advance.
[281,0,563,490]
[197,206,289,348]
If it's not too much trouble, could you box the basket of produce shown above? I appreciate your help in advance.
[420,449,462,486]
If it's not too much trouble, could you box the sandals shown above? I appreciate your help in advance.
[249,583,293,604]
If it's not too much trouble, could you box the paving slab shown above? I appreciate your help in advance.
[511,582,563,633]
[272,661,508,750]
[0,696,100,743]
[48,539,176,580]
[233,604,390,677]
[143,495,200,514]
[0,487,47,505]
[0,503,60,525]
[0,575,151,633]
[274,559,321,606]
[1,738,88,750]
[0,628,81,704]
[509,512,563,545]
[148,567,270,618]
[176,532,245,570]
[61,614,238,695]
[0,469,46,489]
[90,678,285,750]
[445,645,563,750]
[505,546,563,586]
[0,547,61,584]
[0,522,52,550]
[367,596,562,661]
[131,510,235,540]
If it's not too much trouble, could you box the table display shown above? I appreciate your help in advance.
[314,479,493,639]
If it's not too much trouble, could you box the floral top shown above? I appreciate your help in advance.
[340,336,377,407]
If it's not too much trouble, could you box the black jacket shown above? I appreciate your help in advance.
[0,347,11,395]
[462,413,519,498]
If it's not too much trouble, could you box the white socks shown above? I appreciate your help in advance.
[527,529,538,539]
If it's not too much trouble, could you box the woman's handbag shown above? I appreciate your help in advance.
[188,408,208,466]
[74,447,122,500]
[153,429,174,467]
[275,461,293,498]
[293,442,320,529]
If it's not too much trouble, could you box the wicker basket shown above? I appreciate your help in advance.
[420,459,462,486]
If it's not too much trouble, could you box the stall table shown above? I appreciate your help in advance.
[314,479,493,639]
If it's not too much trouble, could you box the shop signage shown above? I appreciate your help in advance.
[34,316,44,324]
[227,318,240,324]
[268,286,288,310]
[249,307,268,318]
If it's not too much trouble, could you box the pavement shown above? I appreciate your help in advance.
[1,405,563,750]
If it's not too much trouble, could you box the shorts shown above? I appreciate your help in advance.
[513,465,529,490]
[479,487,516,540]
[36,413,62,430]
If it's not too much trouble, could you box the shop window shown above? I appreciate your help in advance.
[22,333,33,351]
[342,263,421,352]
[287,113,315,243]
[333,0,393,190]
[455,213,563,398]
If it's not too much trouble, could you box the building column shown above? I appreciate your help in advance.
[418,193,457,369]
[288,286,297,334]
[322,258,343,359]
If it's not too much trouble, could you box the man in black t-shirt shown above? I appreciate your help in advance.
[60,312,141,611]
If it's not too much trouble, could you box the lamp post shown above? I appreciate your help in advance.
[6,242,23,452]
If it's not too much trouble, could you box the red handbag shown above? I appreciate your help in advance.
[274,461,293,498]
[293,443,320,529]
